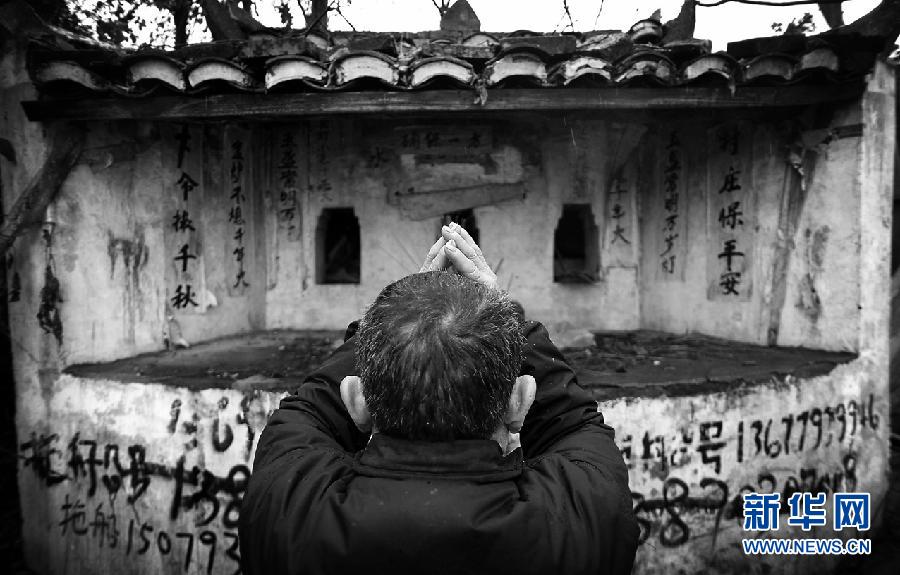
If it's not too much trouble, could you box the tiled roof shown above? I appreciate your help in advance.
[26,19,880,100]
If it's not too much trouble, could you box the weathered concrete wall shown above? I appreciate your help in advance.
[263,117,642,337]
[609,358,887,573]
[1,105,868,366]
[3,108,645,371]
[639,112,862,352]
[15,355,887,574]
[17,374,282,575]
[0,127,260,369]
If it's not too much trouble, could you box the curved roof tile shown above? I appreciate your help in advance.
[125,54,186,92]
[628,19,664,45]
[743,53,797,84]
[616,50,675,86]
[799,46,840,73]
[549,55,613,86]
[33,61,110,93]
[408,56,476,89]
[484,51,547,87]
[186,58,257,92]
[682,53,739,85]
[21,16,876,102]
[265,55,328,91]
[329,50,400,88]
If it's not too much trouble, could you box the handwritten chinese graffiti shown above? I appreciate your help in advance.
[394,125,492,156]
[227,131,250,296]
[21,381,882,571]
[708,123,754,300]
[620,392,879,550]
[167,124,205,312]
[57,493,240,575]
[309,120,334,203]
[276,131,301,242]
[658,130,686,280]
[604,162,637,267]
[20,390,278,574]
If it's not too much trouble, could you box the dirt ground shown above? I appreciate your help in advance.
[65,329,856,398]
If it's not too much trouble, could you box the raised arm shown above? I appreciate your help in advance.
[241,324,368,575]
[517,319,604,458]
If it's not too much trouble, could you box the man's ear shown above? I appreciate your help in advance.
[340,376,372,433]
[503,375,536,433]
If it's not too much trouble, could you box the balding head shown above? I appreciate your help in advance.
[355,271,525,441]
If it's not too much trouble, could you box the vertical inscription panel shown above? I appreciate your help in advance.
[275,128,303,243]
[225,126,253,297]
[604,161,638,267]
[655,129,687,281]
[165,123,207,314]
[707,123,755,302]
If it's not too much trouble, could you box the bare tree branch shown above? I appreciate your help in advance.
[593,0,606,28]
[430,0,451,17]
[334,3,355,31]
[561,0,575,31]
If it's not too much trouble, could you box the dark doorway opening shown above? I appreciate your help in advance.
[553,204,599,283]
[315,207,360,284]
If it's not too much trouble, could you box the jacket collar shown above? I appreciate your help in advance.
[354,434,523,482]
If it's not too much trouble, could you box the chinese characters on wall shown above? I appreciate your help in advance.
[605,165,637,266]
[657,130,686,280]
[227,129,251,296]
[277,130,301,242]
[167,124,206,313]
[708,124,754,301]
[394,125,492,156]
[309,119,335,203]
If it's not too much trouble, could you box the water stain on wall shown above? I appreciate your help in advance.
[796,226,831,323]
[107,229,149,344]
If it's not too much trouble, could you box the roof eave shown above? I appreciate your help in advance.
[21,83,867,122]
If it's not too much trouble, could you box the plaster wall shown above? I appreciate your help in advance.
[639,112,862,352]
[2,105,867,367]
[264,117,641,336]
[3,106,646,375]
[0,121,263,369]
[14,356,888,575]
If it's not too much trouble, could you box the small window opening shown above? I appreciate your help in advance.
[316,207,360,284]
[554,204,599,283]
[441,209,479,245]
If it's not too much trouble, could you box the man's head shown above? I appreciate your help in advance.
[346,271,529,441]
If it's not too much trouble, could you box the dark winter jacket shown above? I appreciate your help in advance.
[240,320,639,575]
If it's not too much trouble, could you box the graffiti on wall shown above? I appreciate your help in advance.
[708,123,755,301]
[613,391,880,551]
[309,119,335,203]
[605,164,637,267]
[19,374,884,573]
[226,129,251,296]
[167,124,207,313]
[657,129,686,281]
[19,387,283,574]
[276,130,302,242]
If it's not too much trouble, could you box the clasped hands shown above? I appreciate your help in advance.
[419,222,498,290]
